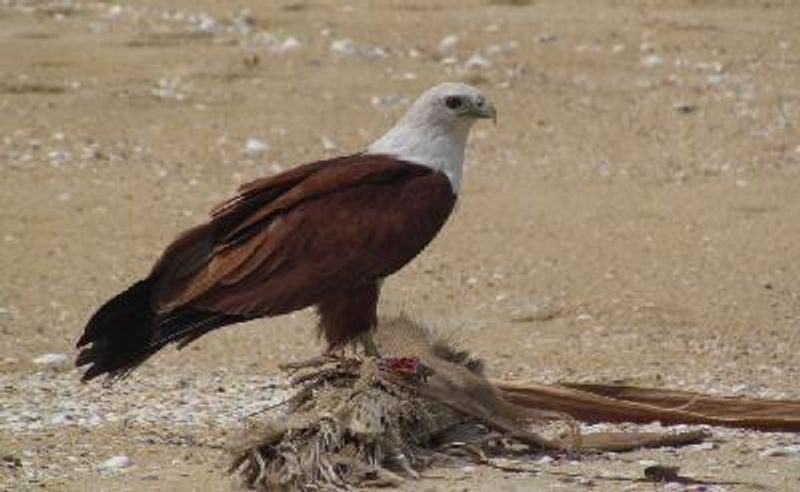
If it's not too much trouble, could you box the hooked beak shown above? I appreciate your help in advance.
[471,101,497,124]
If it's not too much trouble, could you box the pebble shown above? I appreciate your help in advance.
[330,39,356,56]
[537,32,557,44]
[3,454,22,468]
[465,54,491,69]
[486,41,517,55]
[106,5,124,19]
[687,442,717,451]
[272,36,301,54]
[244,138,269,155]
[194,15,216,34]
[641,55,664,67]
[369,95,410,108]
[693,62,725,74]
[640,42,657,53]
[642,55,664,68]
[32,353,68,365]
[252,31,279,46]
[152,78,186,100]
[0,370,290,433]
[437,34,460,54]
[674,102,699,114]
[320,136,337,151]
[759,444,800,458]
[98,455,131,472]
[231,11,255,34]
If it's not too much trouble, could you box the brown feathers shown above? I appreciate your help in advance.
[317,284,380,348]
[77,154,456,380]
[156,154,455,318]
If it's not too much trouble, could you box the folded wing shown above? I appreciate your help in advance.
[76,154,456,380]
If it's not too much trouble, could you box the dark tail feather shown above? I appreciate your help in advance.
[78,280,153,347]
[76,278,246,382]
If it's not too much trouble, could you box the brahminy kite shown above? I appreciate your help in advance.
[76,82,496,380]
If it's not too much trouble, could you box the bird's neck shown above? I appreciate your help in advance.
[366,121,471,194]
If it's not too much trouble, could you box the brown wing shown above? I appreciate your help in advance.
[75,154,456,380]
[151,154,456,318]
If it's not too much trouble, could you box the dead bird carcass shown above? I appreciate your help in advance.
[228,317,563,490]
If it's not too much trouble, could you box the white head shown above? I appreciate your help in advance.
[367,82,496,194]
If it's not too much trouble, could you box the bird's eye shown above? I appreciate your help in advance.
[445,96,463,110]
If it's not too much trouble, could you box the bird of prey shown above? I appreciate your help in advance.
[76,82,496,381]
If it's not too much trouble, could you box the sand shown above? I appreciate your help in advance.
[2,0,799,490]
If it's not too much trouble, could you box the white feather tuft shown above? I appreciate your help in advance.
[366,82,489,194]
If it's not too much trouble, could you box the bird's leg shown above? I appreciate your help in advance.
[359,331,381,358]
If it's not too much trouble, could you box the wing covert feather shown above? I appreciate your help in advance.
[151,154,455,318]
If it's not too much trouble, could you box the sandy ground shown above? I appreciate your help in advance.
[2,0,800,490]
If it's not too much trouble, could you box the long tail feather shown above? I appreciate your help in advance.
[76,278,245,381]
